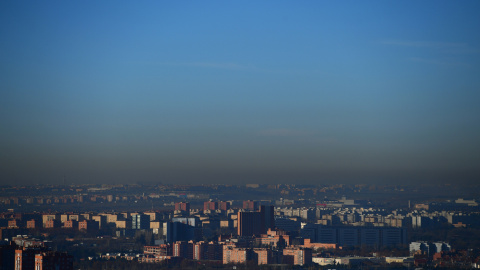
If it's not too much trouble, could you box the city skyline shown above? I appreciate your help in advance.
[1,1,479,185]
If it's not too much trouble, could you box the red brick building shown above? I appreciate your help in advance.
[174,202,190,213]
[218,201,231,211]
[223,245,252,264]
[204,201,218,211]
[242,200,258,210]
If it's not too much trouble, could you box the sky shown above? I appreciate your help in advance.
[1,1,479,185]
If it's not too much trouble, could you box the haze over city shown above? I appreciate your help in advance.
[1,1,479,185]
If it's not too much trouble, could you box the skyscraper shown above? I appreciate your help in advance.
[132,214,150,230]
[237,211,262,237]
[260,205,275,233]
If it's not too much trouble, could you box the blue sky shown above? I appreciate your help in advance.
[1,1,479,185]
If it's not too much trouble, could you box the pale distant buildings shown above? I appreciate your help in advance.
[410,241,451,255]
[455,198,478,207]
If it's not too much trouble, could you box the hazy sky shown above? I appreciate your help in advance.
[1,1,479,185]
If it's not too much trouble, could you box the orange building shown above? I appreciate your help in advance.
[42,214,59,227]
[44,220,61,229]
[175,202,190,213]
[26,219,37,229]
[223,245,252,264]
[8,220,20,228]
[302,239,337,250]
[63,220,78,229]
[253,248,273,265]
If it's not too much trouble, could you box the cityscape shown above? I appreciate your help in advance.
[1,183,480,269]
[1,1,480,269]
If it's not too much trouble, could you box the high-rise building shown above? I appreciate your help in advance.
[218,201,231,211]
[237,211,262,237]
[223,245,253,264]
[164,218,202,243]
[204,201,218,211]
[260,205,275,233]
[0,243,15,270]
[15,247,41,270]
[193,241,206,261]
[237,205,274,237]
[253,248,273,265]
[173,241,193,259]
[42,214,59,227]
[132,214,150,230]
[274,217,301,232]
[175,202,190,213]
[243,200,259,211]
[26,219,37,229]
[62,220,78,229]
[172,217,200,227]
